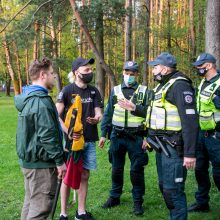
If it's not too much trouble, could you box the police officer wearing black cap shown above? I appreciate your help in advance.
[188,53,220,213]
[146,52,198,220]
[99,61,149,216]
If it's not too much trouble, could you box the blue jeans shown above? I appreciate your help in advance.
[156,144,187,220]
[82,142,97,170]
[195,131,220,205]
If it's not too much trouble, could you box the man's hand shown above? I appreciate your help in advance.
[72,132,81,140]
[118,99,136,111]
[142,139,148,150]
[99,137,106,148]
[86,116,100,125]
[183,157,196,170]
[57,163,67,179]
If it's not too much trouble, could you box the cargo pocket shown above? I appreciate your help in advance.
[174,162,186,184]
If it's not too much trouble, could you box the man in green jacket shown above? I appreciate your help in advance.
[15,57,66,220]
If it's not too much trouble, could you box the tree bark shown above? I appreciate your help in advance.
[25,48,30,85]
[167,0,171,52]
[95,3,105,99]
[143,0,150,86]
[13,41,22,93]
[49,12,62,93]
[124,0,132,61]
[3,34,20,95]
[33,21,40,60]
[69,0,117,88]
[205,0,220,68]
[189,0,196,57]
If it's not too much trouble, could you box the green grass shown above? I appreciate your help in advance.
[0,93,219,220]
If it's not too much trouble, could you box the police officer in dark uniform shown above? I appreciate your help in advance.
[188,53,220,212]
[120,53,199,220]
[99,61,149,216]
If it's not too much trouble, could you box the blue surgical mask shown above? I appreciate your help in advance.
[124,74,136,86]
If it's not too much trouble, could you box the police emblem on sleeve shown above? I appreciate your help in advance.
[184,95,193,104]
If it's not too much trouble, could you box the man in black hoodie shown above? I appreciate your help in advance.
[15,58,66,220]
[119,52,199,220]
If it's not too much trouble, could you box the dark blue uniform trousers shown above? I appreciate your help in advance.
[156,144,187,220]
[109,135,148,202]
[195,131,220,205]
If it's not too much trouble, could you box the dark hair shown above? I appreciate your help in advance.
[29,57,52,81]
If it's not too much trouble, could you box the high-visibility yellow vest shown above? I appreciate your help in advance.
[112,84,147,128]
[146,77,188,131]
[197,77,220,130]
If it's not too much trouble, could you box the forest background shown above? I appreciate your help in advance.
[0,0,220,98]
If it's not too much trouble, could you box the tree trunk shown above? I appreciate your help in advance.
[95,3,105,99]
[167,0,171,52]
[5,77,11,96]
[13,41,22,93]
[49,12,62,93]
[42,18,46,57]
[205,0,220,68]
[69,0,117,87]
[124,0,132,61]
[3,33,20,95]
[25,48,30,85]
[189,0,196,57]
[143,0,150,86]
[33,21,40,60]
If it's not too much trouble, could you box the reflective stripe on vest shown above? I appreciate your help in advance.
[146,77,188,131]
[197,77,220,130]
[112,84,147,128]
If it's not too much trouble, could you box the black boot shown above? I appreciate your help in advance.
[134,201,144,216]
[188,202,210,212]
[101,197,120,209]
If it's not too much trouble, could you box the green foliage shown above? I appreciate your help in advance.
[0,94,220,220]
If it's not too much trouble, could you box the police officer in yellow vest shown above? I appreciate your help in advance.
[117,53,199,219]
[146,52,198,220]
[188,53,220,213]
[99,61,149,216]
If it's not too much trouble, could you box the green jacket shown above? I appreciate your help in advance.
[14,89,64,169]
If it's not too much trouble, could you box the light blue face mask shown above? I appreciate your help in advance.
[124,74,136,85]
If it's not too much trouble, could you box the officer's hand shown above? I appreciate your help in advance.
[57,163,67,179]
[183,157,196,170]
[118,99,136,111]
[142,139,148,150]
[99,137,106,149]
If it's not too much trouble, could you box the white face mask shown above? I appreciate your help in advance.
[124,74,136,86]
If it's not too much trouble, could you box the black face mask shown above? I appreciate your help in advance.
[79,72,93,84]
[154,73,163,82]
[197,68,208,77]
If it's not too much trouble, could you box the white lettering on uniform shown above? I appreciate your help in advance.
[186,109,195,114]
[175,178,183,183]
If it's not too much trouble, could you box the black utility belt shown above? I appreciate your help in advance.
[203,129,219,137]
[113,126,141,134]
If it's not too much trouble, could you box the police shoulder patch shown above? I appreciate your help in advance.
[183,92,193,104]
